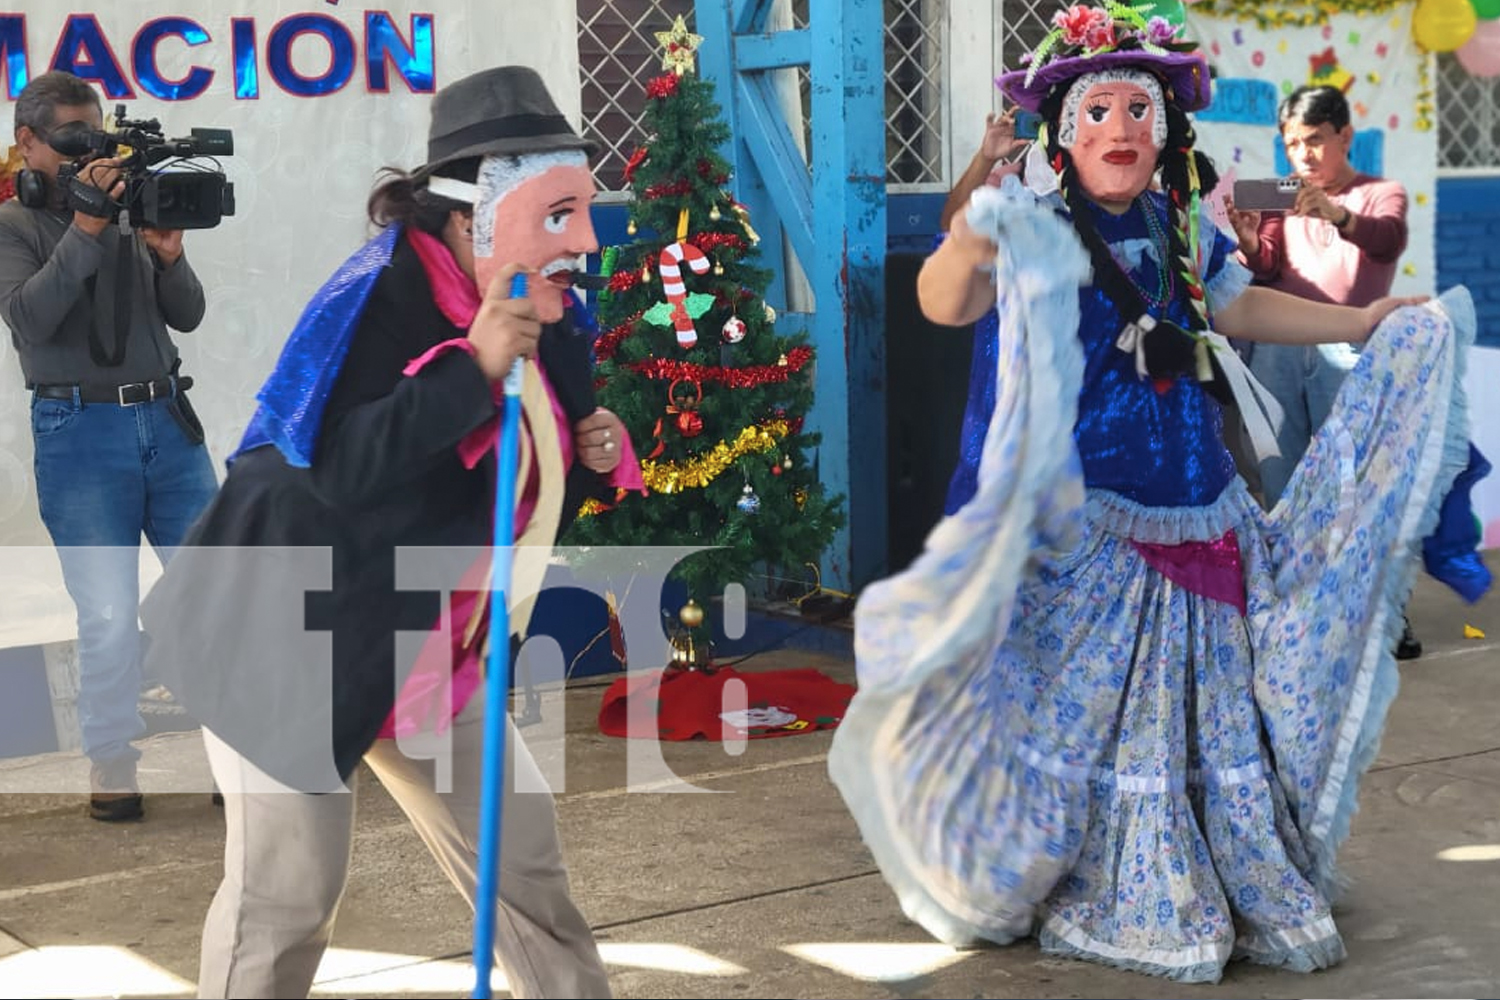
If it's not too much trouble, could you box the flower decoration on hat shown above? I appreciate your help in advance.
[1032,1,1190,77]
[656,15,705,76]
[999,0,1213,113]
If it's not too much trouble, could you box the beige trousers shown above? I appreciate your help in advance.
[197,685,611,999]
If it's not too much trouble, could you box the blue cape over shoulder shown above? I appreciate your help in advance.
[231,223,599,470]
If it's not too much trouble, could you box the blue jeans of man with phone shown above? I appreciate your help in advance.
[31,392,218,766]
[1243,339,1361,506]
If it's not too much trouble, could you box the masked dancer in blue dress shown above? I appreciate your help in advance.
[829,4,1475,983]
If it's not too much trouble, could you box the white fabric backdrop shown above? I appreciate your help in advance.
[0,0,578,646]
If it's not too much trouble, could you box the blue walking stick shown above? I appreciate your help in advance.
[472,271,528,999]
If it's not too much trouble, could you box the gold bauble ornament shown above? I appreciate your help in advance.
[709,204,722,221]
[679,599,705,628]
[627,219,637,235]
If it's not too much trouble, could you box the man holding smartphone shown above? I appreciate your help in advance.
[1227,83,1416,654]
[1229,86,1408,325]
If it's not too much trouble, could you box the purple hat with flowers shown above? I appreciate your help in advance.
[998,1,1213,114]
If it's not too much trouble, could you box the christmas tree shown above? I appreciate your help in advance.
[564,17,845,632]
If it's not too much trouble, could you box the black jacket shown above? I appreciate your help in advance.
[141,232,602,788]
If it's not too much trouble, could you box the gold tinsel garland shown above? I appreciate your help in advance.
[1415,52,1435,133]
[578,419,793,517]
[640,418,791,493]
[579,497,611,516]
[1192,0,1405,28]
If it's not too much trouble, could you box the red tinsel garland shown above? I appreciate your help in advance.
[607,270,641,293]
[647,74,680,99]
[689,231,746,253]
[644,178,693,200]
[594,309,647,361]
[623,346,813,387]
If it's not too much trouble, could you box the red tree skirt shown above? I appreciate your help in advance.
[597,665,855,741]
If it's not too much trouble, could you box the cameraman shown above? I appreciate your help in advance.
[0,70,218,822]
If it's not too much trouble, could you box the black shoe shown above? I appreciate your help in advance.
[89,757,144,822]
[1395,618,1423,660]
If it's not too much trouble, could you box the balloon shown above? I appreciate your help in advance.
[1144,0,1187,25]
[1458,17,1500,74]
[1472,0,1500,20]
[1414,0,1478,51]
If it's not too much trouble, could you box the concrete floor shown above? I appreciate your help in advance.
[0,551,1497,999]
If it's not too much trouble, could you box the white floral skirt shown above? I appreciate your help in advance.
[830,276,1475,983]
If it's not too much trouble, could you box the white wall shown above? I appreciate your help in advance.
[0,0,581,647]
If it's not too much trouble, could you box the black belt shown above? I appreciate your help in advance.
[31,375,193,405]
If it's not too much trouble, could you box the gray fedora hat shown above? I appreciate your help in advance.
[413,65,598,180]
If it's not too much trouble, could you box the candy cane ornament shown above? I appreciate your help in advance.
[658,240,710,347]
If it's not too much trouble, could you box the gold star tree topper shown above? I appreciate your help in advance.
[655,15,704,76]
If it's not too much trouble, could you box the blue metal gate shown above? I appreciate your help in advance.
[694,0,888,592]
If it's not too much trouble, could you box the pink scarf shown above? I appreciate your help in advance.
[379,229,643,739]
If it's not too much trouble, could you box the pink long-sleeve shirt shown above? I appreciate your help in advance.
[1239,174,1408,308]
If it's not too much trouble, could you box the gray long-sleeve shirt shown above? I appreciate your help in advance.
[0,200,205,387]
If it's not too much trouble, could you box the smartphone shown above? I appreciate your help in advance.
[1232,177,1302,213]
[1014,110,1044,141]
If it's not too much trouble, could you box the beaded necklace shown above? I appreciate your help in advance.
[1131,195,1173,312]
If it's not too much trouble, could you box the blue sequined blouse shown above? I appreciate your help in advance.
[944,191,1252,512]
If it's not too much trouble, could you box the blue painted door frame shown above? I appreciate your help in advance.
[692,0,888,592]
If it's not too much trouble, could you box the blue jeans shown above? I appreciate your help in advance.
[1246,340,1362,506]
[31,390,219,763]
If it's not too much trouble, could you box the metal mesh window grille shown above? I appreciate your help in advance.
[576,1,948,191]
[998,0,1054,85]
[1436,53,1500,171]
[577,0,697,194]
[885,0,946,184]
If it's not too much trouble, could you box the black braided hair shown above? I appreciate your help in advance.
[1158,101,1222,335]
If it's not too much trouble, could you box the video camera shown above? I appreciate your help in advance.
[49,104,235,230]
